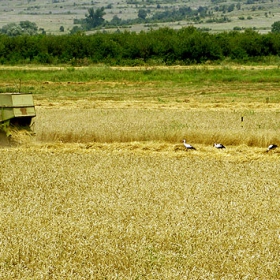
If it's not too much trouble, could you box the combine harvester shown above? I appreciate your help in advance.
[0,92,36,144]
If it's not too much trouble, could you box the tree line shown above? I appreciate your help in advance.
[72,6,207,32]
[1,27,280,65]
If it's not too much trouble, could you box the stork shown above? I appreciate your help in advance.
[183,140,196,150]
[266,144,277,152]
[214,143,226,149]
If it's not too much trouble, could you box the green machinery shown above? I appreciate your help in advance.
[0,92,36,137]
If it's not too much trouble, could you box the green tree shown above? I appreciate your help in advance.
[227,4,235,12]
[70,26,84,34]
[110,15,122,26]
[85,7,106,30]
[19,21,38,35]
[0,21,38,36]
[138,9,147,20]
[271,21,280,33]
[1,23,22,36]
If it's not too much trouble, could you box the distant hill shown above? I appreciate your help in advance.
[0,0,279,34]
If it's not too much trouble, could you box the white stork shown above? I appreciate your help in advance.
[267,144,277,152]
[183,140,196,150]
[214,143,226,149]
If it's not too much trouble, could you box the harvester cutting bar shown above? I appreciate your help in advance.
[0,92,36,137]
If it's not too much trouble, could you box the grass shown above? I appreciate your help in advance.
[2,65,280,103]
[2,65,280,84]
[0,65,280,279]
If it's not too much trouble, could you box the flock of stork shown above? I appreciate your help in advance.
[183,140,278,153]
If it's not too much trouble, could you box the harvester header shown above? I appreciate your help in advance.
[0,92,36,138]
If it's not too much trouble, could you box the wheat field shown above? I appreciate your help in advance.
[33,103,280,148]
[0,66,280,279]
[1,105,280,279]
[0,143,279,279]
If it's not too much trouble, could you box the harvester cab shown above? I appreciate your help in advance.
[0,92,36,138]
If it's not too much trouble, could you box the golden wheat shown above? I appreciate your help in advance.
[0,146,279,279]
[34,106,280,148]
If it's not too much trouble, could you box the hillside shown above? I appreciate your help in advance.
[0,0,279,34]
